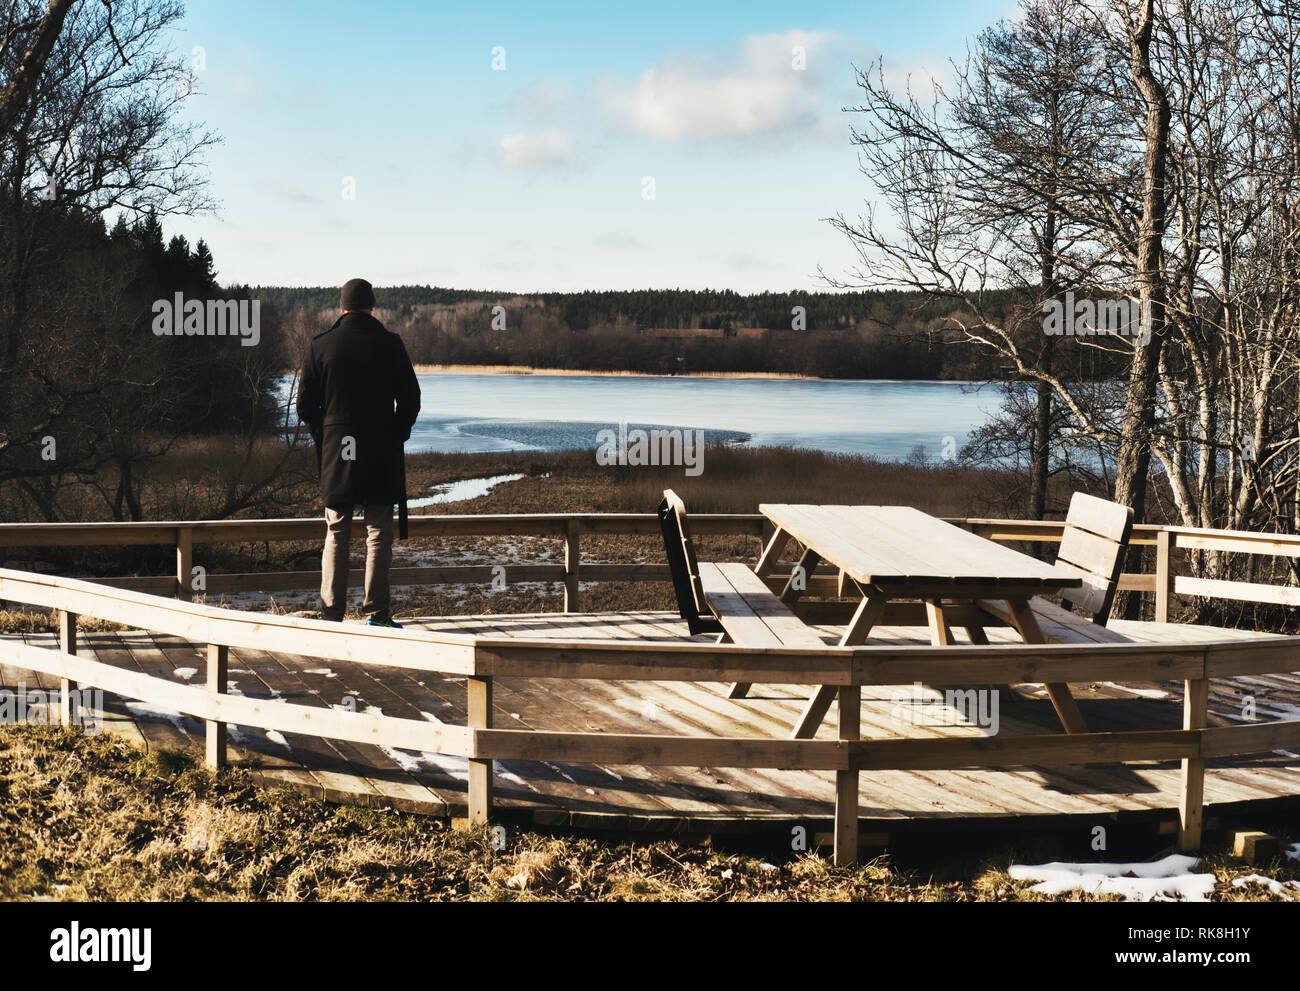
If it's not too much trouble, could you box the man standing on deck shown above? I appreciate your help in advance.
[297,279,421,627]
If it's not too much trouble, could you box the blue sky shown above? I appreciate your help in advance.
[165,0,1017,293]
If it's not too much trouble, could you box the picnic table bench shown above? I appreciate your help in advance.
[658,489,1135,740]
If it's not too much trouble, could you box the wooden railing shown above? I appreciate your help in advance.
[3,562,1300,867]
[0,514,765,610]
[0,514,1262,620]
[0,514,1167,611]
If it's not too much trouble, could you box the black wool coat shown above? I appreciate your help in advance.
[296,312,421,509]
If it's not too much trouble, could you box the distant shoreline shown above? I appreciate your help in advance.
[409,364,816,380]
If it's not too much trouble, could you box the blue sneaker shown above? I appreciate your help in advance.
[367,614,402,629]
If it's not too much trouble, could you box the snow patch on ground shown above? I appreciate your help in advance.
[173,667,197,681]
[380,746,422,773]
[1287,843,1300,863]
[1230,874,1300,897]
[123,701,191,736]
[265,730,291,749]
[1099,682,1170,699]
[497,766,530,787]
[304,668,337,678]
[1008,854,1215,901]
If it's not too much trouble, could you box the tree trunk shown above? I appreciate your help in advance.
[1114,0,1171,619]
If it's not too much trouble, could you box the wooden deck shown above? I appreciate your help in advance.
[3,611,1298,839]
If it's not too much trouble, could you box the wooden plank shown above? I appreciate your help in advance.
[794,595,888,740]
[1205,638,1300,677]
[0,569,479,676]
[762,505,962,587]
[465,614,710,818]
[215,645,423,807]
[1064,492,1134,543]
[835,684,861,867]
[1173,527,1300,559]
[849,729,1197,770]
[780,547,822,606]
[0,636,472,756]
[563,521,580,613]
[850,506,1066,584]
[176,526,193,602]
[1155,529,1173,623]
[1175,575,1300,607]
[1201,720,1300,758]
[754,528,791,576]
[279,652,457,815]
[702,562,826,699]
[1180,677,1208,852]
[1053,561,1111,617]
[472,636,1214,688]
[1005,598,1088,735]
[206,643,228,769]
[815,506,964,580]
[467,676,493,825]
[697,564,783,647]
[714,564,826,646]
[1057,526,1123,582]
[93,631,197,754]
[840,594,888,648]
[473,728,848,769]
[57,610,76,727]
[1118,573,1158,592]
[0,514,745,548]
[68,633,151,752]
[977,597,1133,645]
[924,599,953,646]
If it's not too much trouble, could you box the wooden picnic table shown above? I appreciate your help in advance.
[756,504,1088,737]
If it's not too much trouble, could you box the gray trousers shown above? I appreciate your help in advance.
[321,504,394,620]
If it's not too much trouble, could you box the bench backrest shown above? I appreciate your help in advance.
[1056,492,1135,625]
[658,489,724,635]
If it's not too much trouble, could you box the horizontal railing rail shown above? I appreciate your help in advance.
[2,564,1299,866]
[0,514,1288,615]
[0,514,765,610]
[0,514,1169,605]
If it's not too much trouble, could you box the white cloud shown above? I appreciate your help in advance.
[495,129,576,169]
[598,29,843,143]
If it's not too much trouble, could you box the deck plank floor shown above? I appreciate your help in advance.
[3,611,1298,836]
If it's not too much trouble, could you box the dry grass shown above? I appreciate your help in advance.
[1,725,1294,902]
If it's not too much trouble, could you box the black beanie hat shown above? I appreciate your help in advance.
[341,278,376,311]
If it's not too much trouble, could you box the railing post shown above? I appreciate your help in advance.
[176,526,193,602]
[467,676,494,827]
[1155,528,1173,623]
[1178,675,1208,853]
[563,520,580,613]
[834,684,861,867]
[205,643,228,769]
[57,610,77,727]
